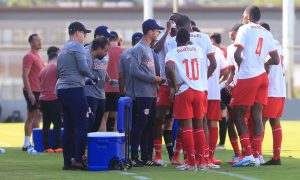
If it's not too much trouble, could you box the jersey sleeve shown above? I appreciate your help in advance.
[23,54,34,69]
[204,34,215,57]
[268,33,277,54]
[234,26,246,49]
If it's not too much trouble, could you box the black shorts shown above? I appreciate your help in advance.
[220,88,232,106]
[105,92,120,112]
[23,90,40,112]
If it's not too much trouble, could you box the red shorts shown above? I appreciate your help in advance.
[231,73,268,106]
[156,85,172,107]
[174,88,205,119]
[263,97,285,118]
[207,100,222,121]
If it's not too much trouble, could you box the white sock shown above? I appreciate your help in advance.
[23,136,31,147]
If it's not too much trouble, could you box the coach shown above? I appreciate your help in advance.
[57,21,98,170]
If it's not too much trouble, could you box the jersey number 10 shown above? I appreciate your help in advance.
[183,58,199,80]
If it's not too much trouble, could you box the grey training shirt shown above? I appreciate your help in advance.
[130,40,159,98]
[84,47,108,99]
[56,40,95,90]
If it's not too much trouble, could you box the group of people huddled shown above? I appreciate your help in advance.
[21,5,285,171]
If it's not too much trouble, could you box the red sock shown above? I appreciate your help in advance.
[252,135,262,158]
[260,125,266,155]
[182,127,195,166]
[239,134,252,157]
[229,136,241,156]
[209,127,218,160]
[248,118,254,144]
[153,139,162,159]
[272,125,282,160]
[174,135,182,158]
[193,128,206,165]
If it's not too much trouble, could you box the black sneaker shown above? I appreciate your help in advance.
[143,160,154,166]
[131,158,144,167]
[62,165,76,170]
[71,160,87,170]
[262,159,281,166]
[22,144,33,151]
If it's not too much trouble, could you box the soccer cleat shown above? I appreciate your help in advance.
[262,159,281,166]
[228,155,243,165]
[254,158,261,167]
[54,148,63,153]
[207,163,220,169]
[62,165,76,170]
[71,160,87,170]
[176,164,188,169]
[143,160,154,166]
[153,157,164,166]
[210,159,222,165]
[216,144,226,150]
[131,158,144,167]
[178,165,198,171]
[171,156,181,165]
[232,155,256,167]
[22,144,33,151]
[258,155,265,164]
[197,164,208,171]
[44,148,54,153]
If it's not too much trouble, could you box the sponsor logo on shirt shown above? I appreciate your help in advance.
[176,46,197,54]
[93,63,107,70]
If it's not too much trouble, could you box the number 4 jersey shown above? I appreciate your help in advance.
[234,22,277,79]
[165,44,207,95]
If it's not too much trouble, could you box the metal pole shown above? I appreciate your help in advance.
[173,0,178,13]
[283,0,295,98]
[143,0,153,20]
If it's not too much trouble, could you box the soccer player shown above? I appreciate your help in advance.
[224,23,244,165]
[22,34,44,151]
[84,37,110,133]
[38,46,62,153]
[165,28,215,171]
[175,15,217,167]
[210,32,227,58]
[152,13,181,166]
[260,22,285,166]
[101,31,124,132]
[130,19,165,167]
[119,32,143,127]
[231,6,280,167]
[207,45,229,165]
[57,22,97,170]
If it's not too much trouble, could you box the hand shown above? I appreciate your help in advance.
[92,76,100,84]
[28,93,36,105]
[225,83,232,94]
[154,76,165,84]
[85,78,94,85]
[169,87,176,102]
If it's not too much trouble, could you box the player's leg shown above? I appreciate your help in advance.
[153,106,168,165]
[218,101,227,150]
[163,111,174,161]
[23,90,35,150]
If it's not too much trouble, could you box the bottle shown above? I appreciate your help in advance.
[0,148,5,153]
[27,147,37,155]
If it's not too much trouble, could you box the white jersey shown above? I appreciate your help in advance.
[267,40,286,98]
[169,31,215,90]
[227,44,239,86]
[157,34,177,84]
[234,22,277,79]
[208,46,229,100]
[165,44,207,95]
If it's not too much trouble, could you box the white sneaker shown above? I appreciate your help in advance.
[232,155,256,167]
[207,163,220,169]
[216,144,226,150]
[176,164,188,169]
[178,165,197,171]
[258,155,265,164]
[154,159,164,166]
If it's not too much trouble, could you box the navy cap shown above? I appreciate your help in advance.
[68,21,91,34]
[94,26,112,38]
[142,19,165,33]
[132,32,143,43]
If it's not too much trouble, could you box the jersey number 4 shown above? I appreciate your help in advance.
[256,37,263,57]
[183,58,199,80]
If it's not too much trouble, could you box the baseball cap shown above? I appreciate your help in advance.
[94,26,112,38]
[131,32,143,43]
[68,21,91,34]
[142,19,165,33]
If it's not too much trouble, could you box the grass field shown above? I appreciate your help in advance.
[0,121,300,180]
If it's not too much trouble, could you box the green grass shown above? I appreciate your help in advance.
[0,121,300,180]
